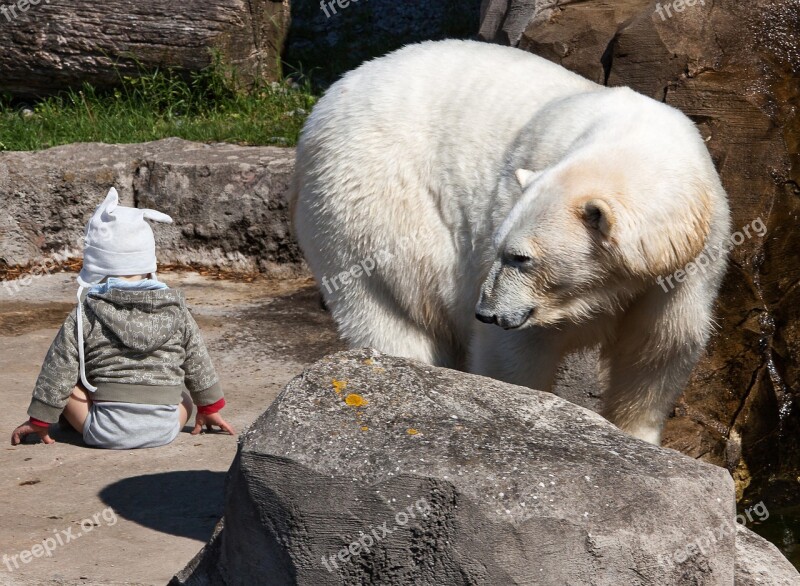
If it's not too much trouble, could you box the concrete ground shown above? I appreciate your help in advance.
[0,271,343,586]
[3,270,798,582]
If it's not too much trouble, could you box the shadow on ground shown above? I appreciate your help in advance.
[233,284,344,364]
[99,471,226,542]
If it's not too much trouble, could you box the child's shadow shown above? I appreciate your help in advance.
[35,423,225,542]
[99,470,226,541]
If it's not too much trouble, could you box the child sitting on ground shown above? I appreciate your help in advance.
[11,187,234,449]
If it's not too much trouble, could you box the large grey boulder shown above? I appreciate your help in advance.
[0,138,301,277]
[172,349,797,585]
[0,0,290,98]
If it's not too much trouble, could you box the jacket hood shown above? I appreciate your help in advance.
[85,288,184,352]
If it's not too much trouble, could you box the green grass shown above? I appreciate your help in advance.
[0,63,317,151]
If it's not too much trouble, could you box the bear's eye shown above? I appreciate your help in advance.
[505,253,534,266]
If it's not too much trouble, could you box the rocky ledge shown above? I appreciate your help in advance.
[0,138,300,278]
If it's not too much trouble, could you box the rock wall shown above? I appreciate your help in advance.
[0,138,301,276]
[0,0,290,98]
[480,0,800,505]
[172,349,800,585]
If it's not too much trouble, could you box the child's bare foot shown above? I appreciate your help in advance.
[11,421,55,445]
[191,412,235,436]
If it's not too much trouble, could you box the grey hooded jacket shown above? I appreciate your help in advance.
[27,288,223,423]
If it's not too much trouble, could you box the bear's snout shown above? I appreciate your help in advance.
[475,310,497,325]
[475,307,535,330]
[497,307,535,330]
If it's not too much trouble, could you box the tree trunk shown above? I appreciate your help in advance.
[0,0,290,98]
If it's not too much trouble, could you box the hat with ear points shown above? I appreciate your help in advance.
[78,187,173,286]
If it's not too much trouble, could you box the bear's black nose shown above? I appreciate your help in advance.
[475,311,496,324]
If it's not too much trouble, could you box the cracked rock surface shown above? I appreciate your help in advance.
[173,349,799,585]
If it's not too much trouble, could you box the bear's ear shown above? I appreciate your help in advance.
[582,198,614,238]
[515,169,542,190]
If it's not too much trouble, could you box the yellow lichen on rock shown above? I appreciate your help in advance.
[332,379,347,396]
[345,393,368,407]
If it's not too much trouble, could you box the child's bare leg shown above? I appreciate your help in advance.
[62,385,92,433]
[179,392,194,428]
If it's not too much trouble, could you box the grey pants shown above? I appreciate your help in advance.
[83,401,181,449]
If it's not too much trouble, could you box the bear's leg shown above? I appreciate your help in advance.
[468,323,565,391]
[600,287,711,445]
[599,348,698,445]
[326,279,463,368]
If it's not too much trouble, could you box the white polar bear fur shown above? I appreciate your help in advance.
[291,40,731,445]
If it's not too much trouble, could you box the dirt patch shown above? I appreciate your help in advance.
[233,284,345,364]
[0,302,75,336]
[0,260,287,284]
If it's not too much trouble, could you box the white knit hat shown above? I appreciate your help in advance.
[77,187,173,287]
[76,188,173,391]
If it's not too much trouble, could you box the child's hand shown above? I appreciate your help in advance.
[191,412,235,436]
[11,421,55,445]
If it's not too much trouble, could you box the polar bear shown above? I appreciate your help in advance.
[291,40,731,444]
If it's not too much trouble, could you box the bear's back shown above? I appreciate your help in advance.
[303,40,597,169]
[297,40,600,232]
